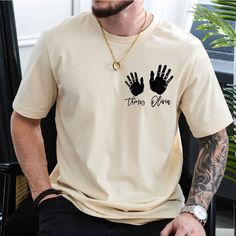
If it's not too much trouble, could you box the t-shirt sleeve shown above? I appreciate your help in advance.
[12,30,57,119]
[179,40,233,138]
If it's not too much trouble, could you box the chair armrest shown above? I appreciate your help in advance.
[0,162,22,175]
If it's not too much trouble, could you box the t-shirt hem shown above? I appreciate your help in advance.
[191,115,233,138]
[104,216,176,225]
[12,103,48,119]
[52,184,183,226]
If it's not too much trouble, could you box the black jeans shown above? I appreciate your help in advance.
[38,196,173,236]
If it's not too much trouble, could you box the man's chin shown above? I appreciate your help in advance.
[92,1,134,18]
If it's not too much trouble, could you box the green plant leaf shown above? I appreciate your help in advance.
[228,156,236,162]
[212,40,236,48]
[227,160,236,168]
[226,166,236,174]
[210,37,231,45]
[218,16,236,22]
[229,146,236,152]
[196,23,219,31]
[229,136,236,141]
[212,41,236,48]
[229,142,236,148]
[224,175,236,183]
[202,31,220,41]
[193,4,236,49]
[214,7,236,14]
[228,154,236,158]
[212,0,236,9]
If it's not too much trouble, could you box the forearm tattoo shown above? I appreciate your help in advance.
[186,129,229,209]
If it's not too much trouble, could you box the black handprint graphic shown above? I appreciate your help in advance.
[149,65,173,95]
[125,72,144,96]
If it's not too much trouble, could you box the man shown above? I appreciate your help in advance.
[10,0,232,235]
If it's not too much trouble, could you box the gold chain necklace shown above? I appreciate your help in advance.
[98,12,147,71]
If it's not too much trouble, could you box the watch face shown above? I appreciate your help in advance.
[193,206,207,220]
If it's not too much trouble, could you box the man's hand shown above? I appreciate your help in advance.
[149,65,173,95]
[125,72,144,96]
[161,213,206,236]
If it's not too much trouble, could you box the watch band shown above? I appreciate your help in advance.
[181,205,208,226]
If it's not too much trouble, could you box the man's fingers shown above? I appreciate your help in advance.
[161,65,167,77]
[134,72,138,82]
[127,75,132,84]
[140,77,144,86]
[157,65,162,77]
[125,81,131,88]
[130,72,135,82]
[150,71,155,81]
[175,226,188,236]
[160,215,205,236]
[164,69,171,80]
[160,221,174,236]
[167,75,173,84]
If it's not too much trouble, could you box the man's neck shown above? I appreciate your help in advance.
[96,2,153,37]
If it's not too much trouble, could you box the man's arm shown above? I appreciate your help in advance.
[186,128,229,208]
[161,128,229,236]
[10,111,56,201]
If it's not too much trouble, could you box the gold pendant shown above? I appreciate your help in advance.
[113,61,121,71]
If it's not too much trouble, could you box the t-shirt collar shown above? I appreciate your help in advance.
[89,12,160,44]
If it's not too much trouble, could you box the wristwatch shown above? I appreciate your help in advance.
[180,205,208,226]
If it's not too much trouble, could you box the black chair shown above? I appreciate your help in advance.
[0,112,217,236]
[0,1,22,235]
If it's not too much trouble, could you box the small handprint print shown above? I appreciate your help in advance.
[149,65,173,95]
[125,72,144,96]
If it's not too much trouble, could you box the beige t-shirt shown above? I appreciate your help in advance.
[13,12,233,225]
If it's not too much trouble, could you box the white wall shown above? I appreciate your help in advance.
[75,0,198,32]
[13,0,73,74]
[144,0,199,32]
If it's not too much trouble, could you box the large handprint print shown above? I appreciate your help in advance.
[125,72,144,96]
[149,65,173,95]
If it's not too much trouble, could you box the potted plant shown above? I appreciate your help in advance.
[193,1,236,234]
[193,0,236,182]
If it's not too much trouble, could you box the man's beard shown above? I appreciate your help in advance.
[92,1,134,18]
